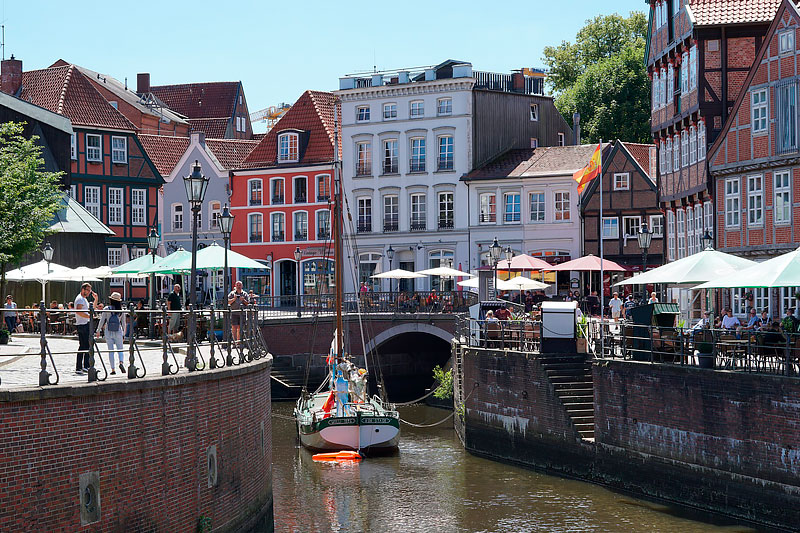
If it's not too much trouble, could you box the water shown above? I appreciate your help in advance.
[271,402,756,533]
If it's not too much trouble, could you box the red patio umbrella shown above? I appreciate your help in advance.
[495,254,552,271]
[548,254,627,272]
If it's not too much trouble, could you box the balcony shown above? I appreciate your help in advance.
[295,232,307,241]
[410,220,426,232]
[317,229,330,240]
[357,220,372,233]
[317,193,330,202]
[249,196,262,207]
[438,218,454,230]
[355,162,372,177]
[383,218,399,232]
[479,213,496,223]
[409,158,426,173]
[504,213,521,223]
[272,232,284,242]
[271,195,284,205]
[249,233,262,243]
[382,161,398,174]
[437,157,454,171]
[294,193,307,204]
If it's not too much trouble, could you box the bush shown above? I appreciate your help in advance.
[432,365,453,400]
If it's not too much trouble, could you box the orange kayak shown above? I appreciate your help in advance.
[312,450,363,462]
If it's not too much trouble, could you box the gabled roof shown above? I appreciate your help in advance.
[187,117,229,138]
[686,0,781,27]
[14,64,135,131]
[0,91,73,134]
[579,140,657,208]
[621,142,656,180]
[462,149,535,180]
[242,90,338,168]
[463,144,608,181]
[149,81,240,119]
[138,134,258,177]
[206,138,258,169]
[48,194,114,235]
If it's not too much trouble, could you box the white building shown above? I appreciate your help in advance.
[337,60,571,292]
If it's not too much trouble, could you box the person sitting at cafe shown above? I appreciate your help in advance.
[494,305,511,321]
[782,308,799,333]
[742,308,762,331]
[721,308,741,331]
[485,310,499,323]
[692,311,711,330]
[758,310,770,331]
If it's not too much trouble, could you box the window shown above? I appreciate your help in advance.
[747,174,763,226]
[438,192,454,229]
[437,135,454,171]
[271,212,285,241]
[660,68,666,107]
[686,206,695,254]
[529,192,545,222]
[84,186,101,219]
[278,133,299,162]
[249,179,263,206]
[356,106,370,122]
[554,191,570,221]
[410,100,424,118]
[357,197,372,233]
[613,173,630,190]
[704,200,713,235]
[108,249,122,287]
[689,46,697,90]
[383,103,397,120]
[271,178,284,204]
[666,137,673,173]
[659,141,666,175]
[775,170,792,225]
[110,136,127,164]
[172,203,183,232]
[86,134,101,162]
[667,210,675,261]
[650,215,664,237]
[197,206,202,231]
[356,141,371,176]
[681,130,688,168]
[437,97,452,116]
[558,132,565,146]
[132,189,146,226]
[697,121,706,161]
[504,192,521,223]
[652,76,658,110]
[780,29,795,54]
[108,188,123,225]
[209,201,221,230]
[673,134,680,170]
[294,211,308,240]
[673,0,680,15]
[602,217,619,239]
[294,176,307,203]
[752,89,768,133]
[70,133,77,160]
[694,205,703,253]
[777,80,798,154]
[623,216,641,237]
[249,213,263,243]
[676,208,685,259]
[70,184,76,199]
[382,139,398,174]
[725,177,740,227]
[130,248,146,286]
[383,195,399,232]
[667,65,674,104]
[429,250,455,292]
[317,210,331,240]
[689,125,697,165]
[479,193,496,223]
[781,287,800,314]
[317,174,331,201]
[410,193,426,231]
[530,138,538,149]
[410,137,426,172]
[681,51,689,94]
[530,104,539,121]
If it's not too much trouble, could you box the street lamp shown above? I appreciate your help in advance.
[42,242,53,304]
[489,237,502,300]
[637,222,653,302]
[701,230,713,251]
[386,245,395,297]
[219,205,234,361]
[183,160,209,371]
[294,246,302,318]
[147,227,159,340]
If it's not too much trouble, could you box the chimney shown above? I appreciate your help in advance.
[511,72,524,92]
[1,55,23,96]
[137,72,150,94]
[573,112,581,145]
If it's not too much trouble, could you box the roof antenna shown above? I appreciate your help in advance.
[1,24,5,61]
[373,49,376,73]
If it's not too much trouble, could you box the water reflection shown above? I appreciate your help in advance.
[272,403,756,533]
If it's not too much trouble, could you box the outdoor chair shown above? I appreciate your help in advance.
[485,322,502,349]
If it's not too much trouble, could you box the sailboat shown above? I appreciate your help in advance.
[294,113,399,454]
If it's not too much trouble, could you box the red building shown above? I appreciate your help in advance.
[709,0,800,317]
[230,90,338,300]
[0,58,163,300]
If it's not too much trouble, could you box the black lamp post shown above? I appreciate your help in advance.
[637,221,653,302]
[183,160,209,371]
[294,246,302,318]
[386,245,395,297]
[219,205,234,354]
[42,242,53,305]
[147,228,159,339]
[490,237,502,300]
[701,230,713,251]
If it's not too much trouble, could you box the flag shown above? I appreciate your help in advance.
[573,143,603,193]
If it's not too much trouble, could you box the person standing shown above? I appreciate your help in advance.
[4,295,18,333]
[167,284,182,335]
[74,283,95,373]
[227,280,249,342]
[648,292,659,304]
[95,292,127,375]
[608,292,623,321]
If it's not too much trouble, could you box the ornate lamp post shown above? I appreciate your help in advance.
[147,228,159,339]
[386,245,395,297]
[219,205,234,352]
[701,230,713,251]
[637,221,653,302]
[183,160,209,371]
[41,242,53,305]
[489,237,502,300]
[294,246,302,318]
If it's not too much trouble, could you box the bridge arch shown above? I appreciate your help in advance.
[364,323,454,354]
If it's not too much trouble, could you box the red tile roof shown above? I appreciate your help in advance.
[14,64,135,130]
[138,135,189,176]
[464,144,610,180]
[206,138,258,169]
[188,117,229,138]
[621,142,656,179]
[242,90,339,168]
[150,81,240,119]
[462,149,535,179]
[687,0,781,26]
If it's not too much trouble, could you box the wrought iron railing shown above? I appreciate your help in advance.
[409,159,426,172]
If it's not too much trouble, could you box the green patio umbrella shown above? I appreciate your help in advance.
[694,247,800,289]
[195,242,266,270]
[111,254,162,275]
[138,248,193,275]
[614,249,756,287]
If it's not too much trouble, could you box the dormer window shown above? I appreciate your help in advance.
[278,132,299,162]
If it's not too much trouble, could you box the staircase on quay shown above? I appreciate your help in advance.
[539,354,595,441]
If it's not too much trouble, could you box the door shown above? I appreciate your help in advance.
[279,261,297,306]
[399,261,415,293]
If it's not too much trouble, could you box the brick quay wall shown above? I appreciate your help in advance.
[0,357,274,533]
[458,348,800,531]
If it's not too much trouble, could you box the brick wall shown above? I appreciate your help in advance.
[0,359,273,532]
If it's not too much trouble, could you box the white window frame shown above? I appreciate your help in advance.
[479,193,496,224]
[698,121,706,161]
[686,206,695,255]
[316,174,331,201]
[780,29,795,55]
[689,125,697,165]
[530,138,538,149]
[667,210,675,261]
[317,209,331,239]
[673,134,680,171]
[209,201,221,231]
[130,248,147,286]
[689,46,697,90]
[70,184,77,199]
[437,97,452,116]
[271,212,285,241]
[356,105,370,122]
[70,133,77,160]
[409,100,424,118]
[725,177,740,228]
[660,68,667,106]
[676,208,686,259]
[704,200,713,235]
[613,172,630,191]
[681,52,689,94]
[410,193,426,229]
[602,217,619,239]
[270,177,284,204]
[355,141,372,176]
[357,197,372,231]
[503,192,521,224]
[752,89,768,133]
[108,248,123,287]
[437,135,454,171]
[86,134,102,162]
[659,141,666,175]
[529,192,545,223]
[383,102,397,120]
[558,132,565,146]
[131,189,146,226]
[681,130,689,168]
[248,179,263,206]
[383,195,399,231]
[171,203,183,232]
[84,186,101,220]
[530,103,539,121]
[774,170,792,225]
[248,213,263,243]
[108,187,123,225]
[278,132,299,163]
[747,174,764,227]
[438,191,454,228]
[667,65,674,104]
[623,216,642,238]
[649,214,664,238]
[694,205,703,254]
[293,211,308,240]
[666,137,673,173]
[410,137,426,172]
[554,191,570,221]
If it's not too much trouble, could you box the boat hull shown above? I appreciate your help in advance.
[298,415,400,452]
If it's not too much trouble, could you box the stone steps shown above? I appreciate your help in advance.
[540,355,595,441]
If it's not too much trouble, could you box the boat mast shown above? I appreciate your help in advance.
[333,103,344,360]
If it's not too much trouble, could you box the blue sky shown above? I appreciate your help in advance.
[9,0,644,130]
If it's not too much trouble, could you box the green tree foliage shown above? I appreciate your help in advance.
[543,12,651,144]
[0,122,64,298]
[432,365,453,400]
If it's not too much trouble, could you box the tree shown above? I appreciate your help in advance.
[543,12,651,144]
[0,122,65,307]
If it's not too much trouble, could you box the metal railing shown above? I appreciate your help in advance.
[272,232,285,242]
[383,218,398,232]
[357,220,372,233]
[356,162,371,176]
[437,157,454,171]
[438,218,454,230]
[382,161,398,174]
[410,220,426,232]
[455,315,542,352]
[272,195,284,205]
[409,159,426,172]
[294,193,307,203]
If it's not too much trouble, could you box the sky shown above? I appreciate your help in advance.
[8,0,644,132]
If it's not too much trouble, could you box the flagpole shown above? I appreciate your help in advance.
[599,140,604,357]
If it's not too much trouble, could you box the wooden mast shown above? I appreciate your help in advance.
[333,102,344,360]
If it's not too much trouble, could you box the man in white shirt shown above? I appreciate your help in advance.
[721,308,741,331]
[608,292,623,321]
[74,283,95,373]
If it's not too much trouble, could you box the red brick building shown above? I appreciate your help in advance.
[709,0,800,317]
[230,90,338,300]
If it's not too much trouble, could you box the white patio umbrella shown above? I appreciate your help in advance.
[614,249,756,287]
[5,259,71,303]
[42,266,102,282]
[457,277,516,291]
[416,266,474,278]
[506,275,549,291]
[694,247,800,289]
[371,269,425,279]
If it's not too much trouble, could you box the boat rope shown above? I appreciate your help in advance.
[272,413,297,421]
[392,381,441,407]
[398,383,478,428]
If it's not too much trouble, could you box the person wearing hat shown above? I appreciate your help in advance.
[95,292,127,375]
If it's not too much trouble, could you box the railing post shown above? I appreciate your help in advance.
[87,303,98,382]
[38,301,50,386]
[225,305,234,366]
[209,307,218,369]
[127,304,139,379]
[161,304,170,376]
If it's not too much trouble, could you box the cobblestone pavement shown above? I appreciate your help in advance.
[0,333,240,389]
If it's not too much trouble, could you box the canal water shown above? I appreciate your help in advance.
[272,402,755,533]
